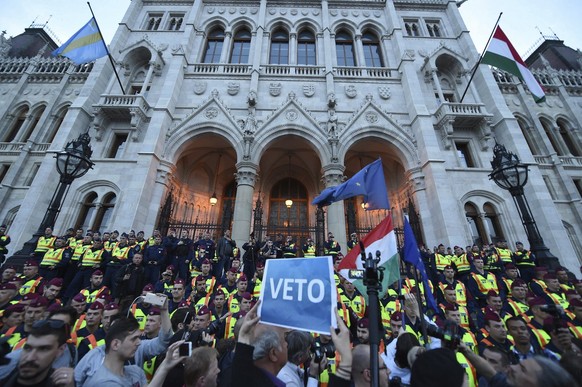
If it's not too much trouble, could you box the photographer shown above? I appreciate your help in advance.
[277,330,327,387]
[382,332,421,386]
[242,234,260,280]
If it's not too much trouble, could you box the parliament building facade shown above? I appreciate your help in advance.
[1,0,582,272]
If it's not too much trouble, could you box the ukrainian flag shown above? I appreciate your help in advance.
[52,18,107,65]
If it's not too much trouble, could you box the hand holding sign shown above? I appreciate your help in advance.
[258,257,337,334]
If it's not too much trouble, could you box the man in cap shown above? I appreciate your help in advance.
[227,274,249,314]
[1,265,16,284]
[66,236,108,299]
[79,269,108,305]
[529,266,549,296]
[64,233,93,288]
[6,297,49,349]
[437,265,468,307]
[503,279,530,319]
[302,236,316,257]
[199,259,216,294]
[1,303,24,333]
[33,227,56,260]
[19,260,43,296]
[384,311,402,346]
[355,318,370,345]
[209,289,229,321]
[104,233,133,294]
[220,267,239,296]
[250,260,265,299]
[324,232,341,260]
[478,310,511,356]
[541,273,569,309]
[39,236,72,281]
[190,275,211,311]
[282,235,297,258]
[443,304,478,352]
[527,296,552,349]
[154,265,176,296]
[168,278,186,313]
[440,284,472,331]
[513,241,536,283]
[142,308,162,339]
[476,291,508,329]
[0,282,18,313]
[467,255,500,309]
[500,263,520,296]
[555,266,574,293]
[73,302,105,356]
[143,234,166,285]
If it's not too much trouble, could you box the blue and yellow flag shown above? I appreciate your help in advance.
[52,18,107,65]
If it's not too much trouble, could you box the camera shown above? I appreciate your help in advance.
[204,319,222,336]
[540,304,566,319]
[389,376,402,387]
[311,341,336,363]
[426,321,462,350]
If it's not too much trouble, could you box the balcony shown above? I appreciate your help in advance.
[333,66,395,79]
[93,94,151,121]
[435,102,492,129]
[261,65,324,77]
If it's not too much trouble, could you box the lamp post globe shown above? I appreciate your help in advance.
[488,143,559,269]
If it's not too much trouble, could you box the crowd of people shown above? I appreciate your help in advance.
[0,224,580,386]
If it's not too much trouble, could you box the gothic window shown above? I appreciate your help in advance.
[557,118,580,156]
[268,178,308,232]
[203,28,225,64]
[455,141,475,168]
[46,106,69,144]
[335,31,356,67]
[297,30,316,65]
[465,202,485,246]
[21,106,45,142]
[107,133,128,158]
[540,118,563,156]
[516,117,541,155]
[94,193,117,232]
[0,164,10,184]
[230,29,252,64]
[76,192,98,230]
[23,163,40,186]
[483,203,504,243]
[426,20,442,37]
[362,32,383,67]
[269,29,289,65]
[404,19,420,37]
[4,107,28,142]
[145,13,163,31]
[167,14,184,31]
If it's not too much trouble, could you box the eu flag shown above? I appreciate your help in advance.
[52,18,107,65]
[312,158,389,210]
[403,216,438,312]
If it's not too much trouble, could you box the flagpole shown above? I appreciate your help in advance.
[87,1,126,94]
[459,12,503,103]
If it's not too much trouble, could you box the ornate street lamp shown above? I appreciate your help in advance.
[489,143,559,269]
[10,133,94,263]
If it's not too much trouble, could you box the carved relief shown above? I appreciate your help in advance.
[269,82,282,96]
[194,81,207,95]
[379,86,391,100]
[345,85,357,98]
[204,107,219,119]
[303,84,315,97]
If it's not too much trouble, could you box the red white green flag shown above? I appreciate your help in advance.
[338,215,400,299]
[482,26,545,103]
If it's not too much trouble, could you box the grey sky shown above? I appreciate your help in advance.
[1,1,580,60]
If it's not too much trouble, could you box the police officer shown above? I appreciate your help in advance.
[281,235,297,258]
[0,224,11,264]
[324,232,341,259]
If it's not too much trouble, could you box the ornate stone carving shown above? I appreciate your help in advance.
[379,86,391,100]
[365,111,378,124]
[194,81,207,95]
[247,90,257,107]
[345,85,357,98]
[303,84,315,97]
[242,111,257,135]
[204,107,219,119]
[286,110,298,121]
[235,170,258,186]
[269,82,282,96]
[327,92,337,109]
[227,82,240,95]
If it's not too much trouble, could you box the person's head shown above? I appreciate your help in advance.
[102,303,120,332]
[231,257,241,270]
[236,275,248,293]
[201,260,211,275]
[544,274,561,292]
[510,280,527,300]
[85,303,104,328]
[410,348,466,387]
[193,307,211,330]
[183,347,219,387]
[239,293,252,313]
[529,297,550,322]
[195,276,206,293]
[213,290,226,309]
[343,280,355,294]
[445,305,462,326]
[505,264,519,279]
[118,234,128,246]
[224,230,231,238]
[252,326,288,374]
[54,237,66,248]
[473,256,484,270]
[570,299,582,321]
[105,316,141,360]
[352,344,390,387]
[43,279,63,301]
[226,269,237,283]
[256,262,265,278]
[285,330,312,366]
[486,291,502,312]
[24,298,48,328]
[0,282,17,304]
[483,347,510,373]
[390,312,403,337]
[2,303,25,327]
[506,317,531,346]
[555,267,569,284]
[356,318,370,344]
[70,293,87,314]
[443,265,455,280]
[444,286,457,304]
[507,356,577,387]
[48,306,78,326]
[44,227,53,237]
[485,315,507,342]
[394,332,420,369]
[132,253,143,266]
[172,279,185,301]
[23,261,39,278]
[2,265,16,281]
[144,309,161,337]
[18,319,68,384]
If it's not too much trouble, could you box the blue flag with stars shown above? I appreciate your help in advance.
[312,158,389,210]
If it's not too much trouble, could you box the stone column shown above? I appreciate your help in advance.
[232,161,259,247]
[220,31,232,63]
[321,163,347,251]
[431,69,445,103]
[139,61,156,96]
[289,32,297,65]
[354,33,365,67]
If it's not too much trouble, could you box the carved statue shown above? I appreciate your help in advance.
[327,110,338,138]
[243,112,257,135]
[247,90,257,107]
[327,92,336,109]
[0,31,12,58]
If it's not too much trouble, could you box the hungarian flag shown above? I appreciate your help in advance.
[338,215,400,299]
[482,26,545,103]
